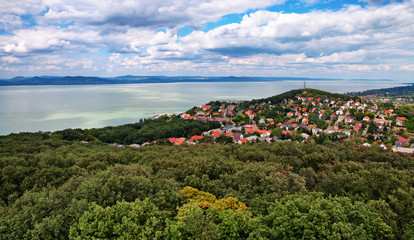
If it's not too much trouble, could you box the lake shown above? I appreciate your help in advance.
[0,80,405,135]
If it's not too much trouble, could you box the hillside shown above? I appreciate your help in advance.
[1,132,414,239]
[245,88,352,105]
[1,88,414,239]
[348,84,414,98]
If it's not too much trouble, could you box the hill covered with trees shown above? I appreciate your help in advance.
[1,132,414,239]
[348,84,414,98]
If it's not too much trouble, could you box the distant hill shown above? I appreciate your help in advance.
[347,84,414,98]
[0,75,391,86]
[243,88,351,106]
[0,76,136,85]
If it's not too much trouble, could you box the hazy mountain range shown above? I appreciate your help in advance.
[0,76,395,86]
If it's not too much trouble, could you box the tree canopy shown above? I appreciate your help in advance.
[1,131,414,239]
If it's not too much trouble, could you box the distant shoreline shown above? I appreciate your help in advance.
[0,75,399,86]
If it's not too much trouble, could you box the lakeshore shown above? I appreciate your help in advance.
[0,80,406,135]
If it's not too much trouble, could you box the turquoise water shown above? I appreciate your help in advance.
[0,80,405,135]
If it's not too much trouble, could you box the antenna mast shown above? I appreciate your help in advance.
[303,81,306,89]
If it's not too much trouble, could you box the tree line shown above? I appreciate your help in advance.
[53,115,221,144]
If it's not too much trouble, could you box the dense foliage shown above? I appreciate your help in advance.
[347,85,414,98]
[54,116,221,144]
[1,132,414,239]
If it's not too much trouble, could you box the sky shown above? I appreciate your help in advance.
[0,0,413,80]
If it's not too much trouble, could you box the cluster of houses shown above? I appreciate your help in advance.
[171,93,413,153]
[104,92,413,154]
[167,124,274,145]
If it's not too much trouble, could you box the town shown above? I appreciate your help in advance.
[129,88,414,154]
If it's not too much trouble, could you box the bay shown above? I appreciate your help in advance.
[0,80,405,135]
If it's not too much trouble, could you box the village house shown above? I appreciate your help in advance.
[375,119,390,128]
[301,133,310,139]
[379,143,388,150]
[355,122,363,129]
[336,109,344,115]
[345,117,354,124]
[202,105,211,111]
[233,132,243,143]
[246,135,258,142]
[189,135,204,143]
[396,117,407,126]
[312,128,323,136]
[395,136,410,147]
[392,147,414,154]
[169,138,186,145]
[385,110,393,116]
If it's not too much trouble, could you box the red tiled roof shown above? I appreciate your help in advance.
[169,138,185,145]
[190,135,204,142]
[212,131,221,138]
[398,136,409,142]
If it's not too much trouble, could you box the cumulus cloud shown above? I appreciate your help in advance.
[0,0,413,79]
[1,56,21,63]
[0,26,100,55]
[0,0,45,31]
[0,0,45,15]
[43,0,285,29]
[180,2,414,58]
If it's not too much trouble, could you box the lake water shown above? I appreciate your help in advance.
[0,80,406,135]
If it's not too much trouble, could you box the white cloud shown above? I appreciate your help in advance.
[0,0,45,15]
[0,0,45,31]
[400,65,414,71]
[1,56,21,63]
[42,0,286,28]
[0,0,413,79]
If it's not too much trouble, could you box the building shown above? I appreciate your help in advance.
[396,117,407,126]
[345,117,354,124]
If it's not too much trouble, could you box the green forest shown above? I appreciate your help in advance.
[1,131,414,239]
[347,84,414,98]
[54,116,221,144]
